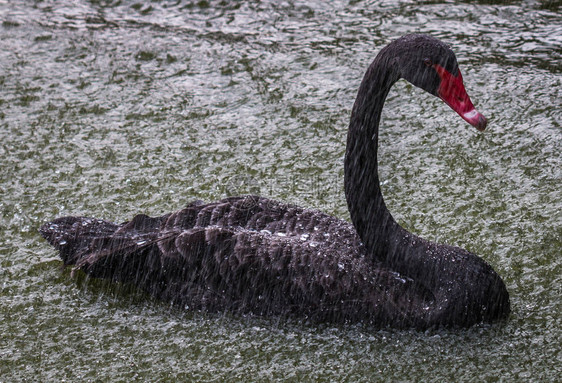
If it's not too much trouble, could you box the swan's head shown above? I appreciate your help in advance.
[389,34,487,131]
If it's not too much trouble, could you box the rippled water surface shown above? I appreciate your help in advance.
[1,0,560,381]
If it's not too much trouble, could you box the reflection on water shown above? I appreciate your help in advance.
[0,0,560,381]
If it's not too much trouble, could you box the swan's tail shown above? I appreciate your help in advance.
[39,214,171,280]
[40,217,120,266]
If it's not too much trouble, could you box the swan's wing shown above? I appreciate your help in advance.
[39,196,435,326]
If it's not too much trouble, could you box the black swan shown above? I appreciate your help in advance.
[40,34,510,329]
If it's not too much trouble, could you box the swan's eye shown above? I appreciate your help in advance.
[423,58,432,67]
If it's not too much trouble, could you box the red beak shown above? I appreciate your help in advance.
[435,65,487,131]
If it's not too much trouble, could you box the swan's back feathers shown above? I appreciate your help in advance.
[40,196,435,326]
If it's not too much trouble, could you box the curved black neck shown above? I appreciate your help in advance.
[344,54,403,259]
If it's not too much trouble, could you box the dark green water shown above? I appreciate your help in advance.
[1,0,560,381]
